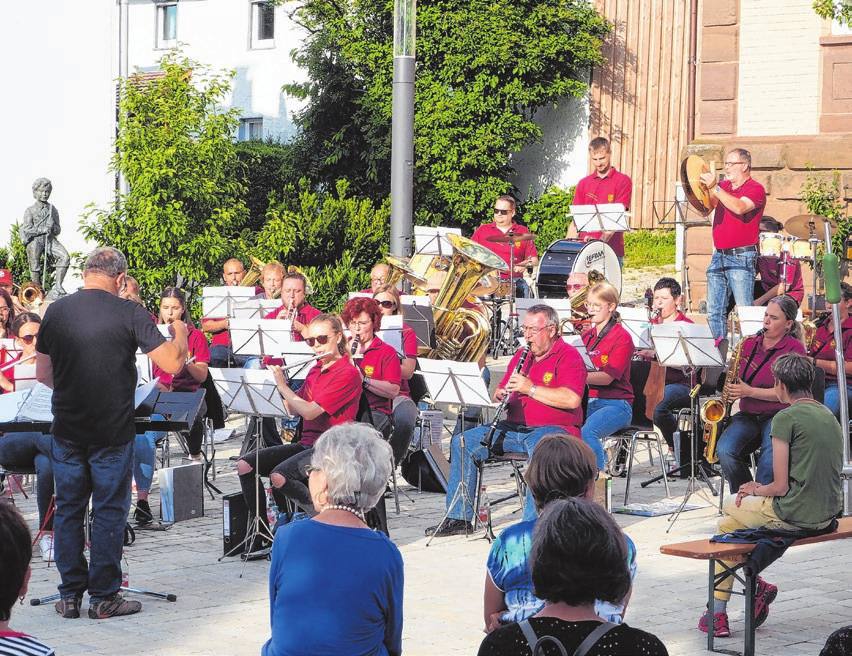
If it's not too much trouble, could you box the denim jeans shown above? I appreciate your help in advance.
[715,412,773,493]
[515,277,532,299]
[0,431,55,530]
[823,383,852,423]
[134,415,165,494]
[51,436,134,601]
[581,398,632,469]
[209,345,247,368]
[445,421,568,522]
[706,249,756,339]
[652,384,692,449]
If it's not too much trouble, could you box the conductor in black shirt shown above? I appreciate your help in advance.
[36,247,188,620]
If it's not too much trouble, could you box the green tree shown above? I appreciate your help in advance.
[813,0,852,26]
[283,0,610,231]
[82,52,248,306]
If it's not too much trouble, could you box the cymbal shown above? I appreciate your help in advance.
[486,232,536,244]
[471,274,500,296]
[784,214,838,240]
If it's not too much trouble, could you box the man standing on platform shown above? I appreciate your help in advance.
[203,258,247,367]
[472,195,538,299]
[566,137,632,269]
[37,247,188,620]
[427,304,586,536]
[700,148,766,340]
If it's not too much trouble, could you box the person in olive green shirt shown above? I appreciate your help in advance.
[698,352,843,639]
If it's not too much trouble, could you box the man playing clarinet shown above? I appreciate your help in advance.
[427,304,586,537]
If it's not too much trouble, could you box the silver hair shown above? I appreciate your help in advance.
[84,247,128,278]
[311,422,393,511]
[527,303,559,327]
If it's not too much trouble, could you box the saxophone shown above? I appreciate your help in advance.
[699,332,755,463]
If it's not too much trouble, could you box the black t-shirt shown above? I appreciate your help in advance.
[37,288,166,445]
[477,618,669,656]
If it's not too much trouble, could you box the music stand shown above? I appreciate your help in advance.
[562,335,597,371]
[230,298,280,320]
[643,323,724,530]
[201,286,256,319]
[230,319,294,358]
[618,307,654,350]
[401,296,435,352]
[211,367,292,573]
[419,359,494,545]
[570,203,630,235]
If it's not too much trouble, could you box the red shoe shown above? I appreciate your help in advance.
[754,577,778,628]
[698,610,731,638]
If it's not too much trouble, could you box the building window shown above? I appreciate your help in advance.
[157,3,178,49]
[250,2,276,49]
[239,117,264,141]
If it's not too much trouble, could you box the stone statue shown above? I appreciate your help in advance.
[20,178,70,299]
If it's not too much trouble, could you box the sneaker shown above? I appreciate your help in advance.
[698,610,731,638]
[240,535,272,561]
[39,534,54,562]
[425,518,472,537]
[55,594,82,619]
[754,577,778,628]
[88,593,142,619]
[134,499,154,526]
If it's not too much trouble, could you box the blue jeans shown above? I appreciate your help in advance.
[652,384,692,449]
[209,345,247,368]
[515,278,532,299]
[134,415,165,494]
[581,398,632,469]
[446,421,567,522]
[823,383,852,423]
[51,436,135,601]
[0,431,54,530]
[716,412,773,493]
[706,249,756,339]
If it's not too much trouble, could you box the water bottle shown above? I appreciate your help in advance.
[478,486,491,526]
[267,504,279,527]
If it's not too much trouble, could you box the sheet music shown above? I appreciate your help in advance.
[136,350,153,385]
[208,368,293,418]
[231,299,280,320]
[201,286,256,318]
[134,379,159,409]
[563,335,596,371]
[279,343,320,381]
[414,226,462,255]
[618,307,653,349]
[16,383,54,422]
[570,203,628,233]
[0,389,29,423]
[650,322,724,368]
[13,364,38,392]
[377,315,404,356]
[230,319,295,356]
[418,359,494,408]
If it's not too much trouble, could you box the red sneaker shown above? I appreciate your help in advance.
[754,577,778,628]
[698,610,731,638]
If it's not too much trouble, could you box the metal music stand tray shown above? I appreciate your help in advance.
[419,359,494,545]
[201,286,256,320]
[401,296,435,352]
[644,323,725,531]
[211,367,292,573]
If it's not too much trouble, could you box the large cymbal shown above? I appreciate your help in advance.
[784,214,838,240]
[486,232,536,244]
[680,154,718,217]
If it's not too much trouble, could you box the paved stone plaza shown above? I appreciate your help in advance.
[10,410,852,655]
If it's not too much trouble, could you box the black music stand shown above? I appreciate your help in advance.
[211,368,291,572]
[642,323,725,531]
[419,359,494,545]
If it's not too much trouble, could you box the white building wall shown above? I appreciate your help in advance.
[738,0,822,136]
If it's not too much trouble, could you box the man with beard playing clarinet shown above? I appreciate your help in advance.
[428,304,587,537]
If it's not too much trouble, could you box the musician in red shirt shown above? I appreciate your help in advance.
[264,272,321,342]
[202,258,247,367]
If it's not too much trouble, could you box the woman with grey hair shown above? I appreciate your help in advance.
[262,423,403,656]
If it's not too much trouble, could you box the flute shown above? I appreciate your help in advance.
[481,344,532,450]
[0,353,36,373]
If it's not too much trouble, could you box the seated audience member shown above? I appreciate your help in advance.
[0,502,56,655]
[483,436,636,632]
[821,626,852,656]
[262,423,402,656]
[0,313,55,561]
[698,354,842,638]
[428,304,586,537]
[478,498,668,656]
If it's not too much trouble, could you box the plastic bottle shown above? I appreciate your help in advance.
[478,486,491,526]
[265,488,279,527]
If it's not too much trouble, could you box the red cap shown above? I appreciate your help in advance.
[0,270,12,286]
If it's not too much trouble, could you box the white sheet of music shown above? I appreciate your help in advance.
[230,319,294,356]
[201,286,256,318]
[12,364,38,392]
[650,323,724,368]
[418,359,493,408]
[14,383,54,422]
[208,368,293,418]
[570,203,628,233]
[231,299,280,320]
[563,335,597,371]
[414,226,461,255]
[618,307,653,349]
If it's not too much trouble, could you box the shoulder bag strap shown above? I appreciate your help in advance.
[572,621,618,656]
[519,620,539,651]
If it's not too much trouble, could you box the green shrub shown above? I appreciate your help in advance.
[623,229,676,268]
[302,252,371,314]
[519,186,576,254]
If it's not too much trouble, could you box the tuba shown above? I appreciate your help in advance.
[429,234,507,362]
[239,256,282,299]
[385,255,426,289]
[18,281,45,310]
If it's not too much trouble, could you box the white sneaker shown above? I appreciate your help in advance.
[39,534,54,562]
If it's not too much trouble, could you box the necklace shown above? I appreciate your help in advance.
[320,504,365,521]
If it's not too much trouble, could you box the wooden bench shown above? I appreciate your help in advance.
[661,516,852,656]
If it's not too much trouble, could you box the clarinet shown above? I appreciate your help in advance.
[481,344,532,450]
[350,334,361,357]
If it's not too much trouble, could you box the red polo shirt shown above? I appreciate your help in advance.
[499,338,586,436]
[297,356,362,446]
[738,333,805,415]
[757,256,804,305]
[809,315,852,386]
[355,336,401,416]
[582,322,634,401]
[651,311,694,386]
[264,302,322,342]
[471,222,537,280]
[711,177,766,250]
[398,325,418,398]
[153,326,210,392]
[574,167,632,257]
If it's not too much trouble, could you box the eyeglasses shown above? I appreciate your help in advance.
[18,335,36,344]
[370,278,385,284]
[304,335,332,346]
[349,320,372,328]
[376,300,396,309]
[724,161,745,167]
[493,209,510,216]
[522,325,548,336]
[587,303,610,311]
[566,283,585,291]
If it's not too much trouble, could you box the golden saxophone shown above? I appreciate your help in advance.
[699,331,756,463]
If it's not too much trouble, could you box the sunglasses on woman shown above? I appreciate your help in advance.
[304,335,332,347]
[376,300,396,309]
[19,335,37,344]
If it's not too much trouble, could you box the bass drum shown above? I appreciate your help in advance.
[535,239,622,299]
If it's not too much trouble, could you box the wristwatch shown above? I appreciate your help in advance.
[529,384,537,398]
